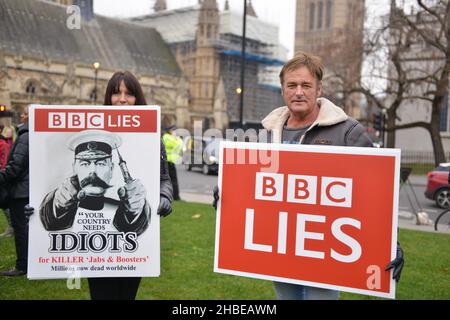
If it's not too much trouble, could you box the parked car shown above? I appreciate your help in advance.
[425,163,450,208]
[183,137,221,175]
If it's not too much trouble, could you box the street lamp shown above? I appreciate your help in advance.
[236,87,242,95]
[239,0,247,129]
[93,61,100,103]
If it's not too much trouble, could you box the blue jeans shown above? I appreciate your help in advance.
[273,281,340,300]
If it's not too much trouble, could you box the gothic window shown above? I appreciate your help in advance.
[309,2,315,30]
[207,25,212,39]
[25,80,37,95]
[318,1,324,29]
[326,0,333,29]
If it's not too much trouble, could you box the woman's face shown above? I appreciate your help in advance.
[20,110,29,124]
[111,80,136,106]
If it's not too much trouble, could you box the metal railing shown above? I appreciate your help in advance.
[401,151,449,175]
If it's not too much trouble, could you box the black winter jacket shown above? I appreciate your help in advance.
[0,123,29,199]
[262,98,373,147]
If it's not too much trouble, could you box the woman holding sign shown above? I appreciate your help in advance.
[26,71,173,299]
[84,71,174,300]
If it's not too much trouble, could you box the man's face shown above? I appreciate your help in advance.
[282,66,322,121]
[73,157,114,197]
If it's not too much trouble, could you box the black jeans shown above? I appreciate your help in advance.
[9,198,29,272]
[88,277,142,300]
[168,162,180,200]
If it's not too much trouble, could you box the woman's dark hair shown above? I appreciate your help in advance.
[104,71,147,105]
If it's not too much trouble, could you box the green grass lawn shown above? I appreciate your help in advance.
[0,202,448,300]
[402,163,435,176]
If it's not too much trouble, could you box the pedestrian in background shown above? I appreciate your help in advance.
[0,110,17,146]
[0,123,13,237]
[0,107,29,276]
[163,125,183,201]
[0,109,15,237]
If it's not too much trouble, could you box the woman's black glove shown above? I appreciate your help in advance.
[212,185,219,211]
[385,241,404,282]
[157,197,172,217]
[24,204,35,218]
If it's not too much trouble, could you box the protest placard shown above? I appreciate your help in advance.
[214,141,400,299]
[28,105,160,279]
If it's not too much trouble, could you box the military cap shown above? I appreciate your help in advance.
[67,130,122,160]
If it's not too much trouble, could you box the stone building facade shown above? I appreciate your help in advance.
[0,0,190,128]
[133,0,287,130]
[295,0,365,118]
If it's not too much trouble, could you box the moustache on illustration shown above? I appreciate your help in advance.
[80,172,112,190]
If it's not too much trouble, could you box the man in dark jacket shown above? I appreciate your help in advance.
[264,52,403,299]
[0,122,29,276]
[214,51,404,300]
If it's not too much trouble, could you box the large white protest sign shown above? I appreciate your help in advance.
[28,105,160,279]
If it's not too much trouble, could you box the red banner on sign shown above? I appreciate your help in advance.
[214,142,400,299]
[34,108,157,132]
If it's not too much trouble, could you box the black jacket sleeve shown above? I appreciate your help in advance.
[0,131,29,185]
[113,202,150,236]
[345,122,374,147]
[160,141,173,202]
[39,189,78,231]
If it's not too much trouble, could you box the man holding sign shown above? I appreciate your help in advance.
[214,52,404,300]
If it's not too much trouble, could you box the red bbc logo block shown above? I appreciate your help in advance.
[48,112,105,129]
[35,107,158,133]
[255,173,353,207]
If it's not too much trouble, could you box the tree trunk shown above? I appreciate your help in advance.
[429,115,446,166]
[386,109,396,148]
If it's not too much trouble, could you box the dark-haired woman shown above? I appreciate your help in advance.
[87,71,173,300]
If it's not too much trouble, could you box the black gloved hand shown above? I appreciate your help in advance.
[24,204,35,218]
[212,185,219,211]
[385,241,404,282]
[157,196,172,217]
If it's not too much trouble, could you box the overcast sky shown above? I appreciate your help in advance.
[94,0,392,58]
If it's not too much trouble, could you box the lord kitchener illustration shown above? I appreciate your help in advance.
[39,130,150,236]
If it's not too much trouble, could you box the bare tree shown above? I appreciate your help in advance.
[324,1,411,147]
[393,0,450,165]
[327,0,449,165]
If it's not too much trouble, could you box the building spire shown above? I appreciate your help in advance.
[200,0,218,9]
[153,0,166,12]
[224,0,229,11]
[73,0,94,21]
[52,0,73,5]
[246,0,257,18]
[197,0,219,45]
